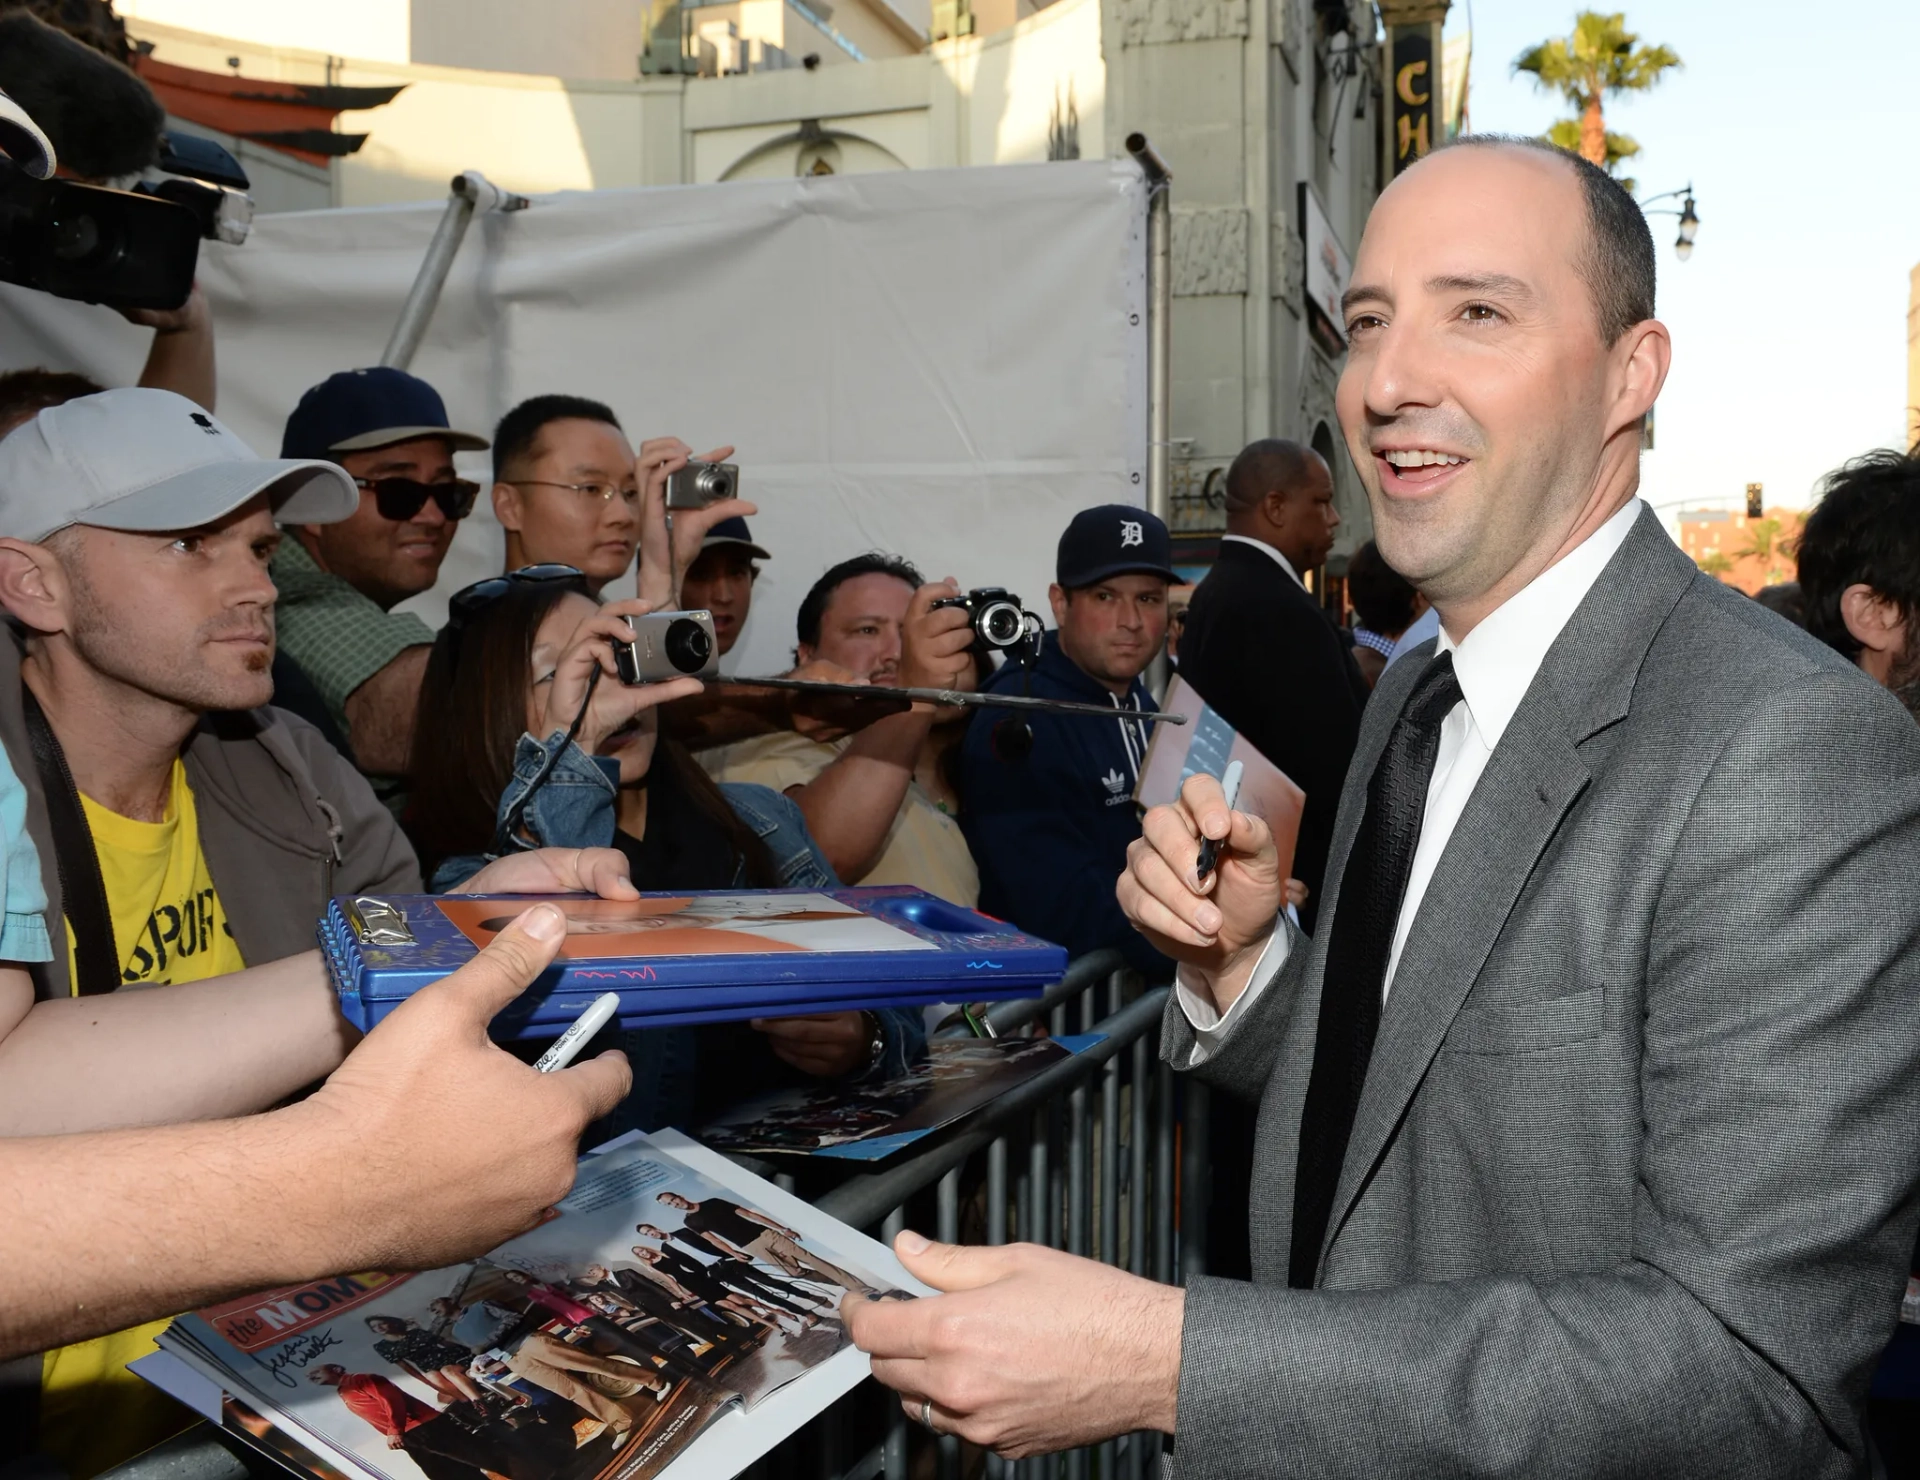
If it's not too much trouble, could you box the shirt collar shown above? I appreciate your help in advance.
[1221,534,1304,588]
[1437,498,1643,749]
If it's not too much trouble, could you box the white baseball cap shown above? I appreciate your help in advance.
[0,388,359,543]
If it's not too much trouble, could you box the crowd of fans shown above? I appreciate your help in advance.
[0,307,1917,1472]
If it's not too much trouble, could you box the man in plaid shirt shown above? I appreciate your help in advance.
[272,368,488,792]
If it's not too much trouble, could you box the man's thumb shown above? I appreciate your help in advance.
[428,904,566,1027]
[893,1229,1018,1292]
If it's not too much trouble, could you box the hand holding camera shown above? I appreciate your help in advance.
[898,579,977,694]
[538,599,705,754]
[634,436,756,610]
[931,586,1044,664]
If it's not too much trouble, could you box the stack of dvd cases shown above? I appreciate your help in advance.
[319,884,1068,1039]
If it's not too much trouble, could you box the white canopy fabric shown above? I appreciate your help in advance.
[0,160,1148,677]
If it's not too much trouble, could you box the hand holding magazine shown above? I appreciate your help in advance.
[141,1132,930,1480]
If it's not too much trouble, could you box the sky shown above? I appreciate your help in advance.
[1444,0,1920,515]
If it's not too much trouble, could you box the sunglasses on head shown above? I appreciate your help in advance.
[354,476,480,523]
[446,563,591,633]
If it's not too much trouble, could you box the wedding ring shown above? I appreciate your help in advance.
[921,1397,937,1432]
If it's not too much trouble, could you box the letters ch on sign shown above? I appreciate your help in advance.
[1389,31,1437,171]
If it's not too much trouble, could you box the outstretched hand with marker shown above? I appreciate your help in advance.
[293,904,632,1272]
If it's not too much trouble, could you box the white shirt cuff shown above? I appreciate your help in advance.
[1173,917,1293,1065]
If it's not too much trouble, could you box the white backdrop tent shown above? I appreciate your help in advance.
[0,161,1149,679]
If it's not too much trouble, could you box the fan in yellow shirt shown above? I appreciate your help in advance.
[42,758,246,1475]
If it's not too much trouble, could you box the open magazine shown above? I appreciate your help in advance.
[699,1036,1099,1159]
[140,1131,926,1480]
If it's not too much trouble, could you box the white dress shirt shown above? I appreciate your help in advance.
[1221,533,1306,589]
[1176,498,1645,1060]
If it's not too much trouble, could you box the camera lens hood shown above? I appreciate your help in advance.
[0,90,56,179]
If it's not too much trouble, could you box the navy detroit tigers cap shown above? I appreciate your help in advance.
[1057,504,1175,588]
[280,367,488,461]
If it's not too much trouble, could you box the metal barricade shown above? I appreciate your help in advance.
[99,953,1204,1480]
[799,951,1202,1480]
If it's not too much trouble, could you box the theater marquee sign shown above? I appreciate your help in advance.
[1380,1,1448,177]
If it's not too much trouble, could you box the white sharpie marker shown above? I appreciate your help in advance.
[534,992,622,1073]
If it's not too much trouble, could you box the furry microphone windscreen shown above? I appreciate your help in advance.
[0,11,164,180]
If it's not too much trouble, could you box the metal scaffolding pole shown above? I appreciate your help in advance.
[1124,134,1172,537]
[1125,133,1173,696]
[379,169,530,371]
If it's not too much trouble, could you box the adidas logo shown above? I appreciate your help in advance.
[1101,768,1126,795]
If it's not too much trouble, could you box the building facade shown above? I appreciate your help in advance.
[122,0,1416,572]
[1908,260,1919,454]
[1676,506,1804,596]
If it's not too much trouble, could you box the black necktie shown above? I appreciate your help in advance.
[1288,651,1464,1289]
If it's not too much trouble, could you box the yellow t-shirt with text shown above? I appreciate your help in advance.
[45,759,245,1475]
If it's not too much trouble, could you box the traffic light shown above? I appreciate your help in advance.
[1746,483,1763,519]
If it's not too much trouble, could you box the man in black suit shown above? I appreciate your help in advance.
[1176,440,1368,934]
[1174,440,1371,1278]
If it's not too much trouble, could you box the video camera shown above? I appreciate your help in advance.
[0,13,254,314]
[932,586,1043,665]
[0,129,252,313]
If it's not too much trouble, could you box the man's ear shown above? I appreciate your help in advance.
[1261,488,1291,527]
[493,482,525,533]
[1607,318,1673,440]
[1048,582,1070,629]
[1840,583,1906,660]
[287,523,328,567]
[0,537,70,634]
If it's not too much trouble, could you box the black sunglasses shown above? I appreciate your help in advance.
[445,563,591,633]
[355,476,480,523]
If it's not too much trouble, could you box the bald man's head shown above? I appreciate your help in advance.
[1438,135,1655,346]
[1334,136,1672,634]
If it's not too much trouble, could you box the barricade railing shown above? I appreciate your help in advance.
[788,950,1200,1480]
[100,952,1204,1480]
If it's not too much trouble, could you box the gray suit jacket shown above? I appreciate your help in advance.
[1162,508,1920,1477]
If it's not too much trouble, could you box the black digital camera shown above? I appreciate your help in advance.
[614,610,720,685]
[931,586,1043,662]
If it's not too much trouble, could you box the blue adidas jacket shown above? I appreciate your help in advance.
[958,632,1172,978]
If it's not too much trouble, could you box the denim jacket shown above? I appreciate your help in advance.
[432,732,924,1124]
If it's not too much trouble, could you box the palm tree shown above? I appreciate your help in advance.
[1738,516,1798,585]
[1696,551,1733,579]
[1514,12,1681,173]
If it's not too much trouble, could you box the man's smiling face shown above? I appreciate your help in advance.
[1335,143,1663,621]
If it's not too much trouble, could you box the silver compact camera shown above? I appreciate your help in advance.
[613,610,719,685]
[664,460,740,509]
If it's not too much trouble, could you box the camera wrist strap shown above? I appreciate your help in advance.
[22,689,120,997]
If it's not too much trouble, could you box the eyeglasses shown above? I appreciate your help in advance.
[507,479,642,506]
[445,563,590,634]
[354,476,481,523]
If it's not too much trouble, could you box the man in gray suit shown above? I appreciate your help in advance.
[843,136,1920,1476]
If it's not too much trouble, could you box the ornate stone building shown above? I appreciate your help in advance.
[115,0,1416,573]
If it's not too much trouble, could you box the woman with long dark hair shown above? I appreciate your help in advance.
[408,567,923,1131]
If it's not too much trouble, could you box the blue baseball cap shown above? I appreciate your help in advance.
[1057,504,1175,588]
[280,367,488,461]
[700,515,770,560]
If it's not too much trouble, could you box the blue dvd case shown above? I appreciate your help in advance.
[318,885,1068,1038]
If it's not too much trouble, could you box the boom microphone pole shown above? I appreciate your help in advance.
[721,675,1189,725]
